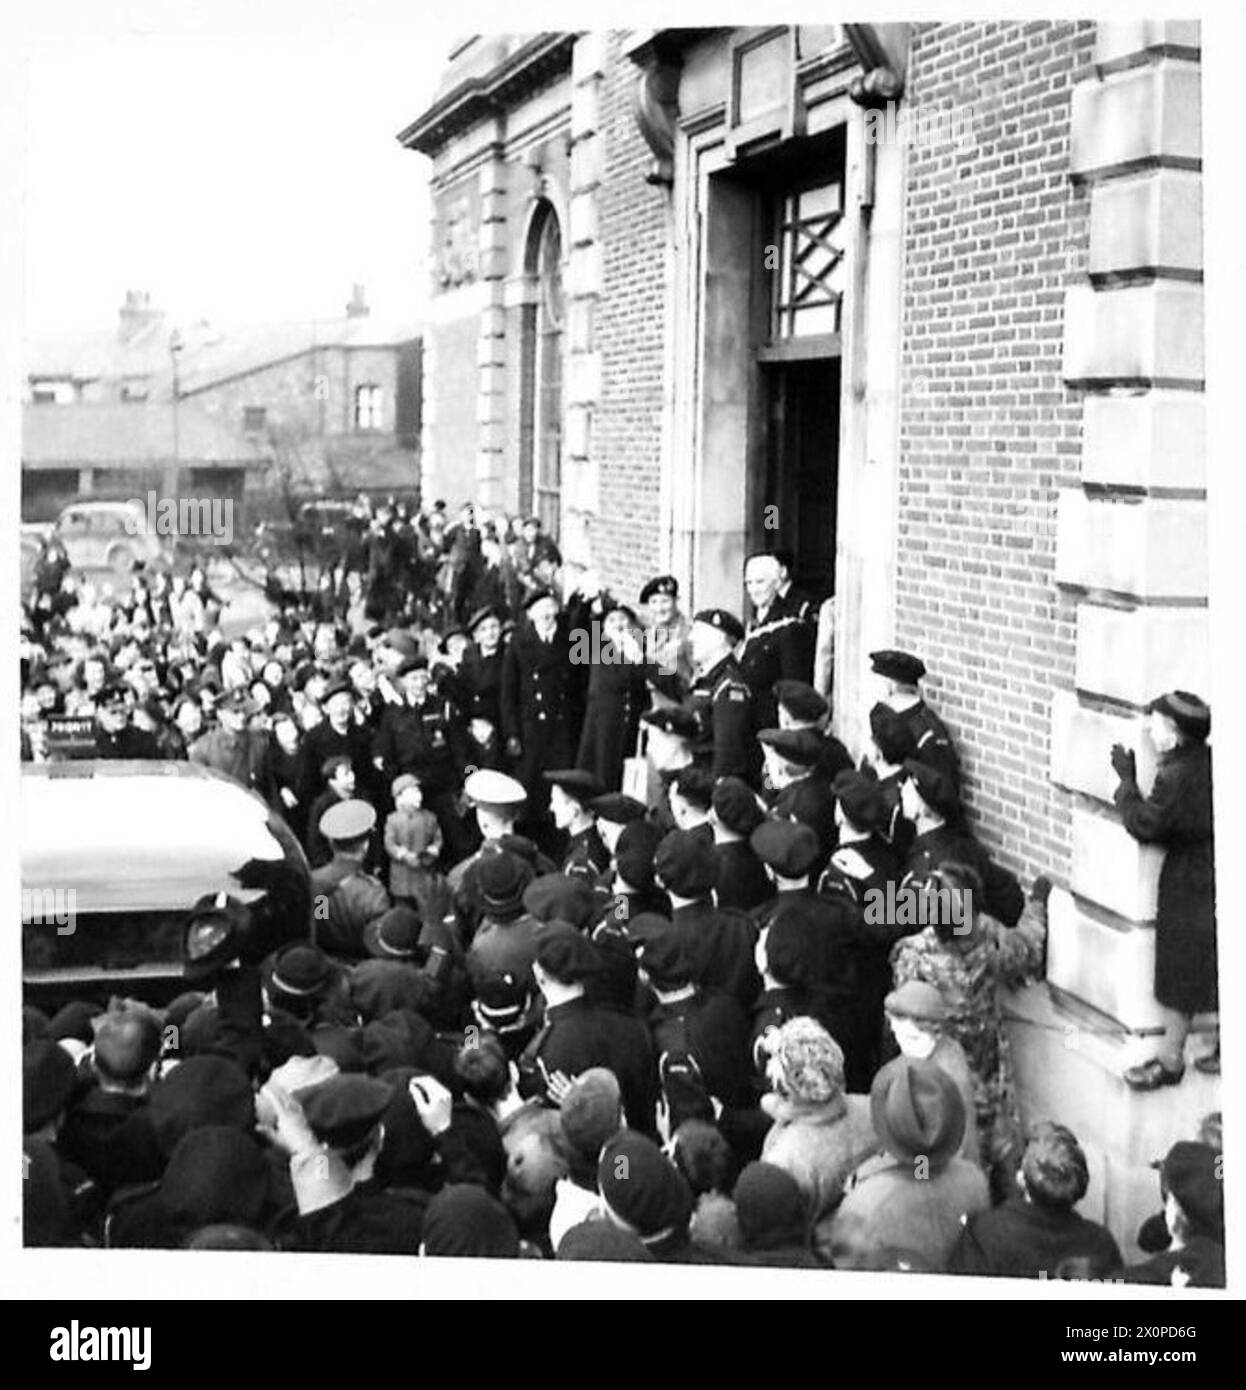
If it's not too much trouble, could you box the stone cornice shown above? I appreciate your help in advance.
[398,33,577,155]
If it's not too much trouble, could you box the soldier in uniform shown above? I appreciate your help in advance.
[758,727,840,880]
[187,687,266,788]
[738,555,815,729]
[500,588,580,828]
[640,574,694,697]
[773,679,853,782]
[709,776,772,912]
[543,769,610,881]
[862,701,920,860]
[310,800,391,960]
[688,608,756,783]
[870,649,960,792]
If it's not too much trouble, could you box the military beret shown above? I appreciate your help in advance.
[773,680,828,724]
[395,654,430,676]
[542,768,606,802]
[712,776,766,837]
[523,586,559,611]
[477,851,531,912]
[750,819,822,879]
[757,727,825,768]
[645,671,688,706]
[870,649,927,685]
[321,754,352,781]
[1156,1141,1223,1238]
[496,833,544,868]
[640,705,700,739]
[366,905,424,960]
[265,943,336,1001]
[463,769,527,808]
[832,769,888,833]
[466,604,502,634]
[382,629,419,660]
[670,765,716,810]
[654,829,718,899]
[96,682,130,708]
[588,793,647,826]
[1148,690,1211,742]
[598,1132,693,1238]
[523,873,599,930]
[869,702,919,764]
[762,901,826,990]
[639,575,679,604]
[438,627,467,655]
[319,798,377,842]
[693,608,745,646]
[638,931,694,989]
[321,678,354,705]
[884,980,950,1023]
[625,911,674,944]
[297,1075,394,1150]
[902,759,959,820]
[23,1040,78,1133]
[615,820,663,892]
[535,928,601,984]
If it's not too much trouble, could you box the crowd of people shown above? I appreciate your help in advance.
[19,496,1223,1282]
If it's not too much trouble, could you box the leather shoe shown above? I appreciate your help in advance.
[1123,1058,1185,1091]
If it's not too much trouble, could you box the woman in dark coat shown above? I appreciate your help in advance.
[454,607,507,773]
[575,602,647,791]
[1112,691,1217,1089]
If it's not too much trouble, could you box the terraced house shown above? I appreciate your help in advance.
[399,22,1212,1248]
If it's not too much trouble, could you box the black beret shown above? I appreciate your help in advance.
[322,678,354,704]
[869,702,919,764]
[902,759,960,820]
[750,819,822,878]
[542,768,606,802]
[395,654,430,676]
[639,575,679,604]
[693,608,745,645]
[615,820,663,891]
[147,1056,255,1158]
[588,793,648,825]
[757,727,825,768]
[773,680,828,724]
[1148,690,1211,742]
[466,604,502,633]
[870,649,927,685]
[23,1040,78,1133]
[535,928,601,984]
[523,586,559,611]
[625,911,674,944]
[640,705,700,739]
[832,769,888,833]
[654,829,718,899]
[523,873,599,930]
[670,765,716,810]
[638,931,694,989]
[298,1075,394,1150]
[712,776,766,836]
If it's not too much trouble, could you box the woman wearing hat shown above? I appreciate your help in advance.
[1112,691,1218,1088]
[575,600,648,790]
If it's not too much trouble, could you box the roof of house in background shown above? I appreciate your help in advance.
[25,318,176,384]
[22,401,267,467]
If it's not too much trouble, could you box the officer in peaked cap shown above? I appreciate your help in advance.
[870,648,960,792]
[463,768,527,812]
[689,609,756,784]
[310,800,391,961]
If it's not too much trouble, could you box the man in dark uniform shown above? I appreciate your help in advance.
[517,929,658,1137]
[710,776,772,912]
[186,687,266,787]
[774,679,853,781]
[758,727,840,878]
[900,760,1024,927]
[654,829,760,1009]
[501,588,580,826]
[311,800,392,959]
[94,684,162,760]
[738,555,815,729]
[870,649,960,791]
[688,608,756,783]
[543,768,610,881]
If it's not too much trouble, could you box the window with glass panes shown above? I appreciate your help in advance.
[519,204,564,539]
[769,180,847,341]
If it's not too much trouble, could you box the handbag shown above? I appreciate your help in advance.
[622,724,655,807]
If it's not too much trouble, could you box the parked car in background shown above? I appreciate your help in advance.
[52,499,168,576]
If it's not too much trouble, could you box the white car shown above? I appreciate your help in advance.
[52,500,168,576]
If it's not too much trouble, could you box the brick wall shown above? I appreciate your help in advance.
[896,19,1097,881]
[592,31,668,601]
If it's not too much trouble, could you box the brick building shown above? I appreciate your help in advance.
[401,23,1213,1250]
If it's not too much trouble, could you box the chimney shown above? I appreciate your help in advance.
[118,289,162,342]
[345,283,370,319]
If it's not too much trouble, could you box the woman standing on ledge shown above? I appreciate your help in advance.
[1112,691,1218,1091]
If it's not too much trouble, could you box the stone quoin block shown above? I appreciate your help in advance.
[565,404,592,461]
[1094,20,1200,68]
[1062,282,1204,383]
[571,81,599,139]
[1075,603,1210,707]
[566,241,603,299]
[1080,392,1206,491]
[1071,802,1165,923]
[1046,889,1165,1031]
[570,137,602,194]
[478,160,508,197]
[1070,60,1201,178]
[1050,688,1159,804]
[1054,490,1208,598]
[566,351,602,408]
[1088,169,1202,276]
[572,31,608,84]
[569,190,598,248]
[566,298,596,355]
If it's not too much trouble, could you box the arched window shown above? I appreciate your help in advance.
[519,202,564,537]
